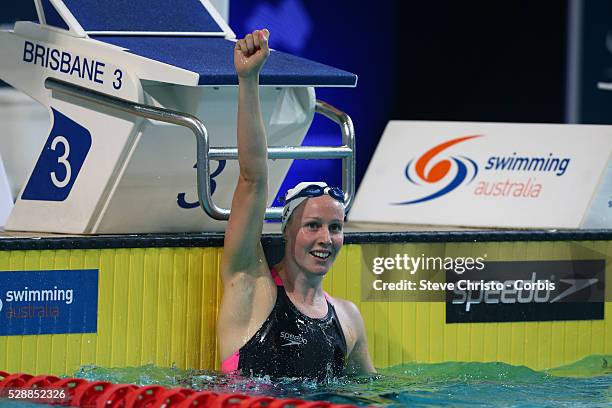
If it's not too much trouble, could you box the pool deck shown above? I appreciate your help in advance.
[0,223,610,250]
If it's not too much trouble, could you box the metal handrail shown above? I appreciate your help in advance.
[45,77,355,220]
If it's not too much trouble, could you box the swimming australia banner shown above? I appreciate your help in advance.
[350,121,612,228]
[0,269,98,336]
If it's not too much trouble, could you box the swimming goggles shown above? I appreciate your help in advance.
[285,184,345,204]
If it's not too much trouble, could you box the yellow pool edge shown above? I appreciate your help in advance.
[0,240,609,376]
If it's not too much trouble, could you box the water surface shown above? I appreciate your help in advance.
[1,356,610,407]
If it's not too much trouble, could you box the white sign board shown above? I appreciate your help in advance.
[349,121,612,229]
[582,158,612,228]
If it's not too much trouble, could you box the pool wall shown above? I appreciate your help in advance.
[0,234,610,376]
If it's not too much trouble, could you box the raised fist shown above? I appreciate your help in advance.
[234,29,270,79]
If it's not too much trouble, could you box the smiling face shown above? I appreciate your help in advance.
[284,195,345,276]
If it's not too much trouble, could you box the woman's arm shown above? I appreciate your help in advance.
[222,29,271,279]
[341,301,377,375]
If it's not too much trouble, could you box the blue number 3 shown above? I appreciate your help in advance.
[177,160,226,209]
[21,109,92,201]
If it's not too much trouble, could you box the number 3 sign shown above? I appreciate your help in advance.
[22,109,92,201]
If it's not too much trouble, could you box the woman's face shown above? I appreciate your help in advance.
[285,195,345,276]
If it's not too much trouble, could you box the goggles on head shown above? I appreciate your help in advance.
[281,183,345,232]
[285,184,345,204]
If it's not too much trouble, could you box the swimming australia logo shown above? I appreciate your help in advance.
[396,135,481,205]
[280,331,307,347]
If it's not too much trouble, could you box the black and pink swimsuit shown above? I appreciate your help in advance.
[221,270,347,380]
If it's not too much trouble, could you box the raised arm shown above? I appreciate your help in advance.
[222,29,271,279]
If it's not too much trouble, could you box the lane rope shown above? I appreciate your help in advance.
[0,372,358,408]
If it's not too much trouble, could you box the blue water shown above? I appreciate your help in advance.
[1,356,610,407]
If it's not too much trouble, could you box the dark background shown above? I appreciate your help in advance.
[230,0,570,195]
[0,1,574,190]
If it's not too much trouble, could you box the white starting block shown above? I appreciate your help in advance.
[0,0,356,234]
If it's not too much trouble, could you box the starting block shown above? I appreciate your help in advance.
[0,0,356,234]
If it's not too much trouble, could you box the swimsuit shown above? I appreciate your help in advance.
[221,270,347,380]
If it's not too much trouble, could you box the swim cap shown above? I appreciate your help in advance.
[281,181,328,232]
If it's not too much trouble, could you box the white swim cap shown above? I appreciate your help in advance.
[280,182,346,232]
[281,181,328,232]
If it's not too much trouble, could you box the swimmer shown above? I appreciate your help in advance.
[217,29,375,380]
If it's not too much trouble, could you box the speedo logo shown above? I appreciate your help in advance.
[280,331,307,346]
[451,273,599,312]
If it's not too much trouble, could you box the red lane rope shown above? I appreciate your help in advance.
[0,372,359,408]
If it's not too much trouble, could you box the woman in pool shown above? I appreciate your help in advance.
[218,29,375,380]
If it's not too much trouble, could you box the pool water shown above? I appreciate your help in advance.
[1,355,610,407]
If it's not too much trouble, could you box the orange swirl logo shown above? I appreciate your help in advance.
[397,135,481,204]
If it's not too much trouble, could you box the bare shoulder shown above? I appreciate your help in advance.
[329,296,376,375]
[331,297,362,320]
[329,296,366,352]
